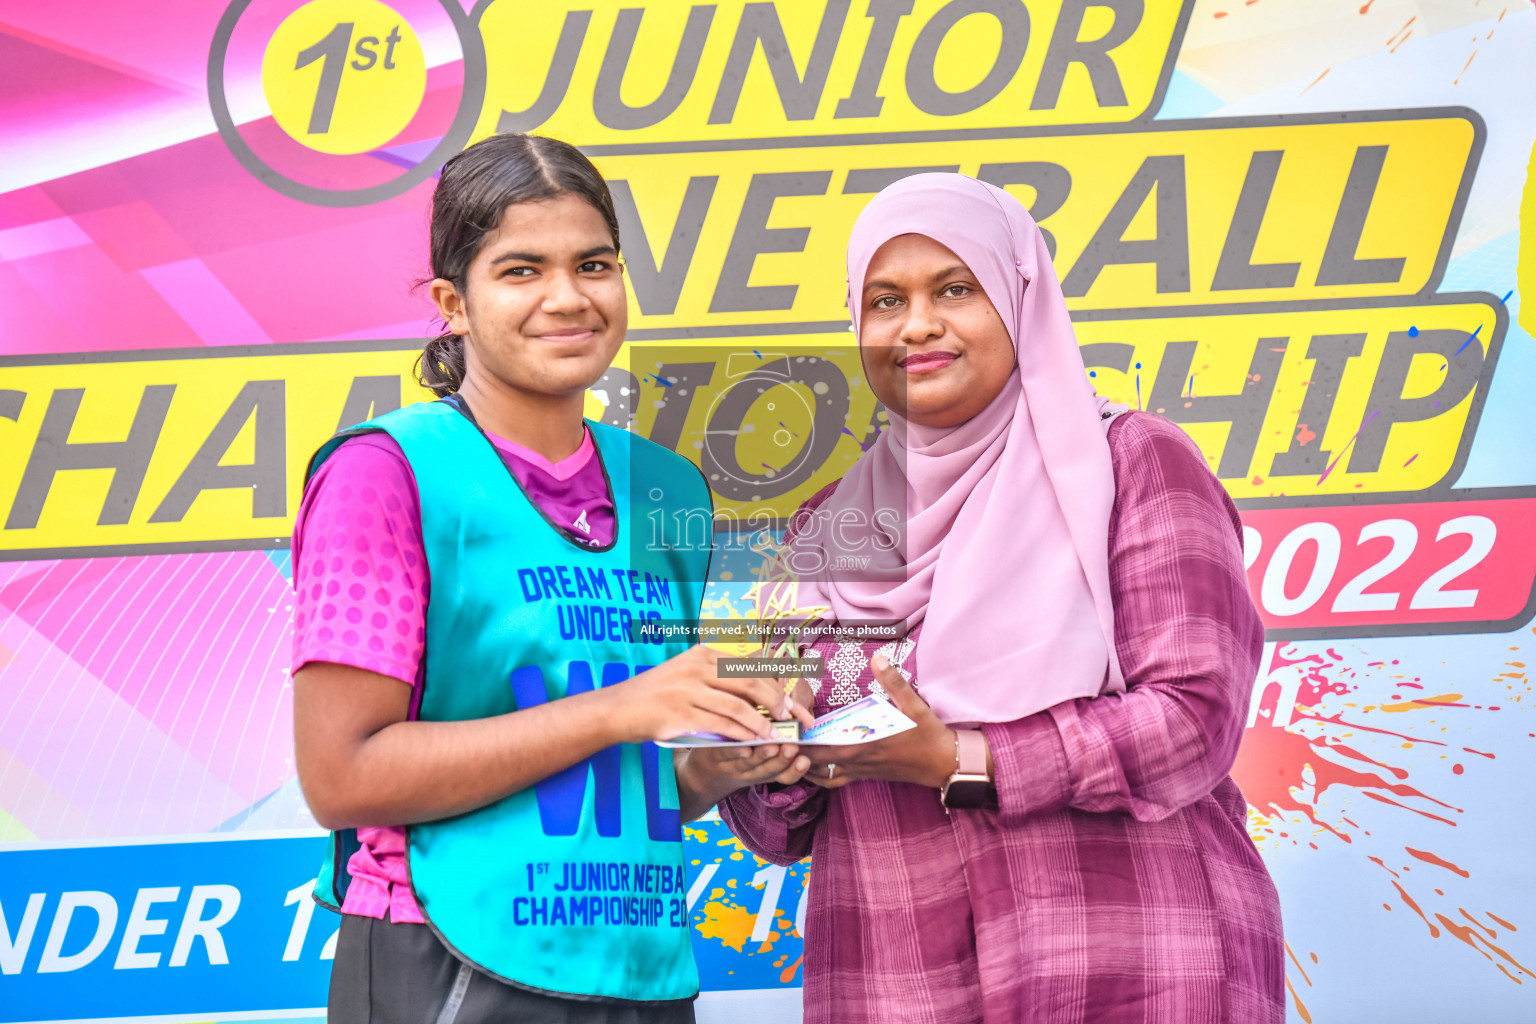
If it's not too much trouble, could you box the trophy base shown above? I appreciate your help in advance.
[768,719,802,742]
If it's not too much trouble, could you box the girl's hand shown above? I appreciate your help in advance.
[613,645,814,745]
[803,655,960,790]
[674,743,812,821]
[684,743,812,792]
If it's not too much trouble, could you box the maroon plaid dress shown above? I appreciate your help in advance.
[719,412,1284,1024]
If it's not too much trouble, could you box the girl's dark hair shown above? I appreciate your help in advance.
[416,133,621,397]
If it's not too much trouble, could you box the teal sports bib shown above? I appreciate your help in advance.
[307,400,710,1002]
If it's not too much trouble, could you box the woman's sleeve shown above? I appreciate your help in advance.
[981,414,1265,824]
[717,782,827,866]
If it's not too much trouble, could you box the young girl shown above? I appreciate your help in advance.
[291,133,811,1024]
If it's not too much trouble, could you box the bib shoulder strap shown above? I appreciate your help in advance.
[304,400,472,486]
[590,421,712,511]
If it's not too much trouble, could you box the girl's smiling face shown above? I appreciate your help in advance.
[858,233,1017,429]
[433,192,628,402]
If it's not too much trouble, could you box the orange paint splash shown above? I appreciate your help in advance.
[1304,710,1447,747]
[1461,908,1498,939]
[1285,942,1314,985]
[1362,791,1460,827]
[779,955,803,983]
[1331,743,1409,779]
[1235,721,1459,833]
[1300,68,1330,95]
[1406,847,1470,877]
[1232,727,1348,838]
[1391,880,1439,937]
[1296,424,1317,446]
[1237,643,1527,988]
[1267,645,1355,706]
[695,900,759,953]
[1488,911,1518,931]
[1463,746,1496,759]
[1455,50,1477,85]
[1285,976,1314,1022]
[1376,877,1526,981]
[1237,644,1470,842]
[1434,913,1536,979]
[1437,916,1496,963]
[1378,692,1467,713]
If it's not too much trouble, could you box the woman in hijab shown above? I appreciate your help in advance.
[710,174,1285,1023]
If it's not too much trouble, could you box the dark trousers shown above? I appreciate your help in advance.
[328,913,697,1024]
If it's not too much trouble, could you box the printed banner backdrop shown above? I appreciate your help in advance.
[2,1,1534,1021]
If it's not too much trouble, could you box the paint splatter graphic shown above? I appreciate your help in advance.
[1236,640,1535,997]
[1316,408,1379,484]
[685,823,810,984]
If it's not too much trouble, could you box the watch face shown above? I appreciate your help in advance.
[942,778,995,810]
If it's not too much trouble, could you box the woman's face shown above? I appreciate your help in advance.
[858,233,1017,428]
[434,192,627,400]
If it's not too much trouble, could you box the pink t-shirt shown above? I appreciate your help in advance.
[291,422,615,922]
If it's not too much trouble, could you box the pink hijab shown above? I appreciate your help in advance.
[786,173,1126,725]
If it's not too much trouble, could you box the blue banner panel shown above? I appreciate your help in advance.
[0,825,805,1021]
[0,836,336,1020]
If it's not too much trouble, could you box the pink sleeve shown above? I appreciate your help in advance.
[291,434,429,687]
[983,414,1265,824]
[718,781,825,866]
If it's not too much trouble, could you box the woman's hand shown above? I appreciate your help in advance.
[803,655,959,790]
[611,645,814,744]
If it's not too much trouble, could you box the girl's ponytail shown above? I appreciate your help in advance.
[416,332,466,397]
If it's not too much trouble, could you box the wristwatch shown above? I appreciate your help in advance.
[941,729,997,810]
